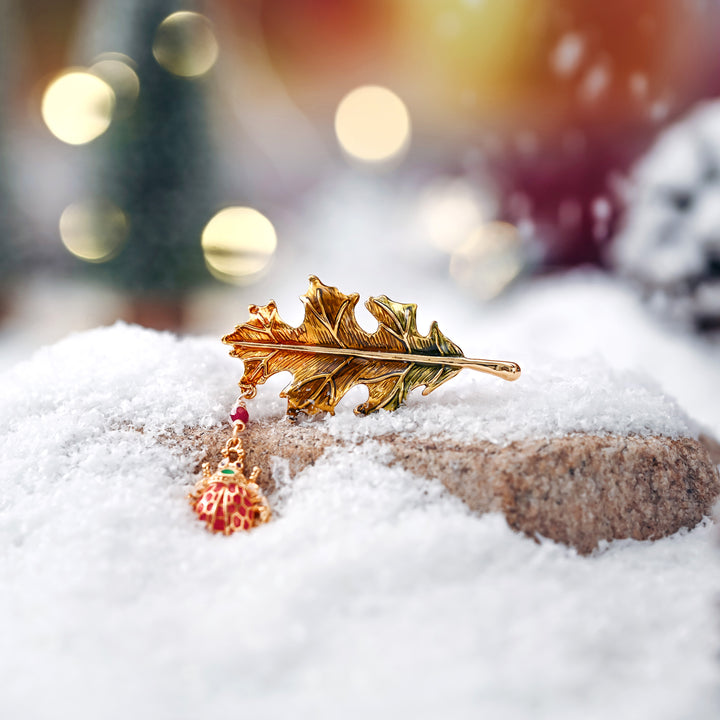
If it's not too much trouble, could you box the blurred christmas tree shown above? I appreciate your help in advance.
[86,0,218,328]
[0,0,21,318]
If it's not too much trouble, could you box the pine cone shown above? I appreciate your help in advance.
[613,102,720,332]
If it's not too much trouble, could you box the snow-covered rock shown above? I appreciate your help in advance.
[2,274,720,720]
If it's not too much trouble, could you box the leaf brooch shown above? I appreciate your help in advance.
[190,276,520,534]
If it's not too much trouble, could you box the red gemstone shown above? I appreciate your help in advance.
[230,405,249,424]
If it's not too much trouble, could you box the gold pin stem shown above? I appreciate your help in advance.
[231,342,521,381]
[451,357,521,381]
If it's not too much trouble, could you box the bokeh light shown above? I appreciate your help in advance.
[418,179,495,252]
[334,85,411,163]
[202,207,277,284]
[449,222,525,300]
[59,200,128,263]
[90,54,140,118]
[152,11,219,78]
[41,70,115,145]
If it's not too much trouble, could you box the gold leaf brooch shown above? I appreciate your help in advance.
[222,276,520,418]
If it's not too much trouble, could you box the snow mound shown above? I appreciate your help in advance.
[0,320,716,720]
[0,322,696,452]
[327,354,694,445]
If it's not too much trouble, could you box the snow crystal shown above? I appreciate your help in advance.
[629,72,649,100]
[592,197,612,221]
[650,98,671,123]
[551,33,585,77]
[580,63,611,102]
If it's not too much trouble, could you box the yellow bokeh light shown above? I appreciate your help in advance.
[59,200,128,263]
[90,54,140,117]
[449,222,524,300]
[202,207,277,285]
[418,179,489,252]
[334,85,411,163]
[41,70,115,145]
[153,11,219,78]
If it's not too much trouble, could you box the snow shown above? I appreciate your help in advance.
[329,355,694,446]
[1,272,719,720]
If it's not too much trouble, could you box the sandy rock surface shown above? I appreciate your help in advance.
[180,421,720,555]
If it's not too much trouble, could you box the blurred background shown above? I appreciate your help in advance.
[1,0,720,364]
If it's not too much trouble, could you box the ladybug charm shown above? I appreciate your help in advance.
[189,411,271,534]
[194,477,256,534]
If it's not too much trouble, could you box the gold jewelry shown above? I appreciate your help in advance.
[189,402,271,534]
[223,275,520,418]
[191,276,520,534]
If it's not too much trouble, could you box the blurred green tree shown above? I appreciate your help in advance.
[89,0,218,328]
[0,0,21,315]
